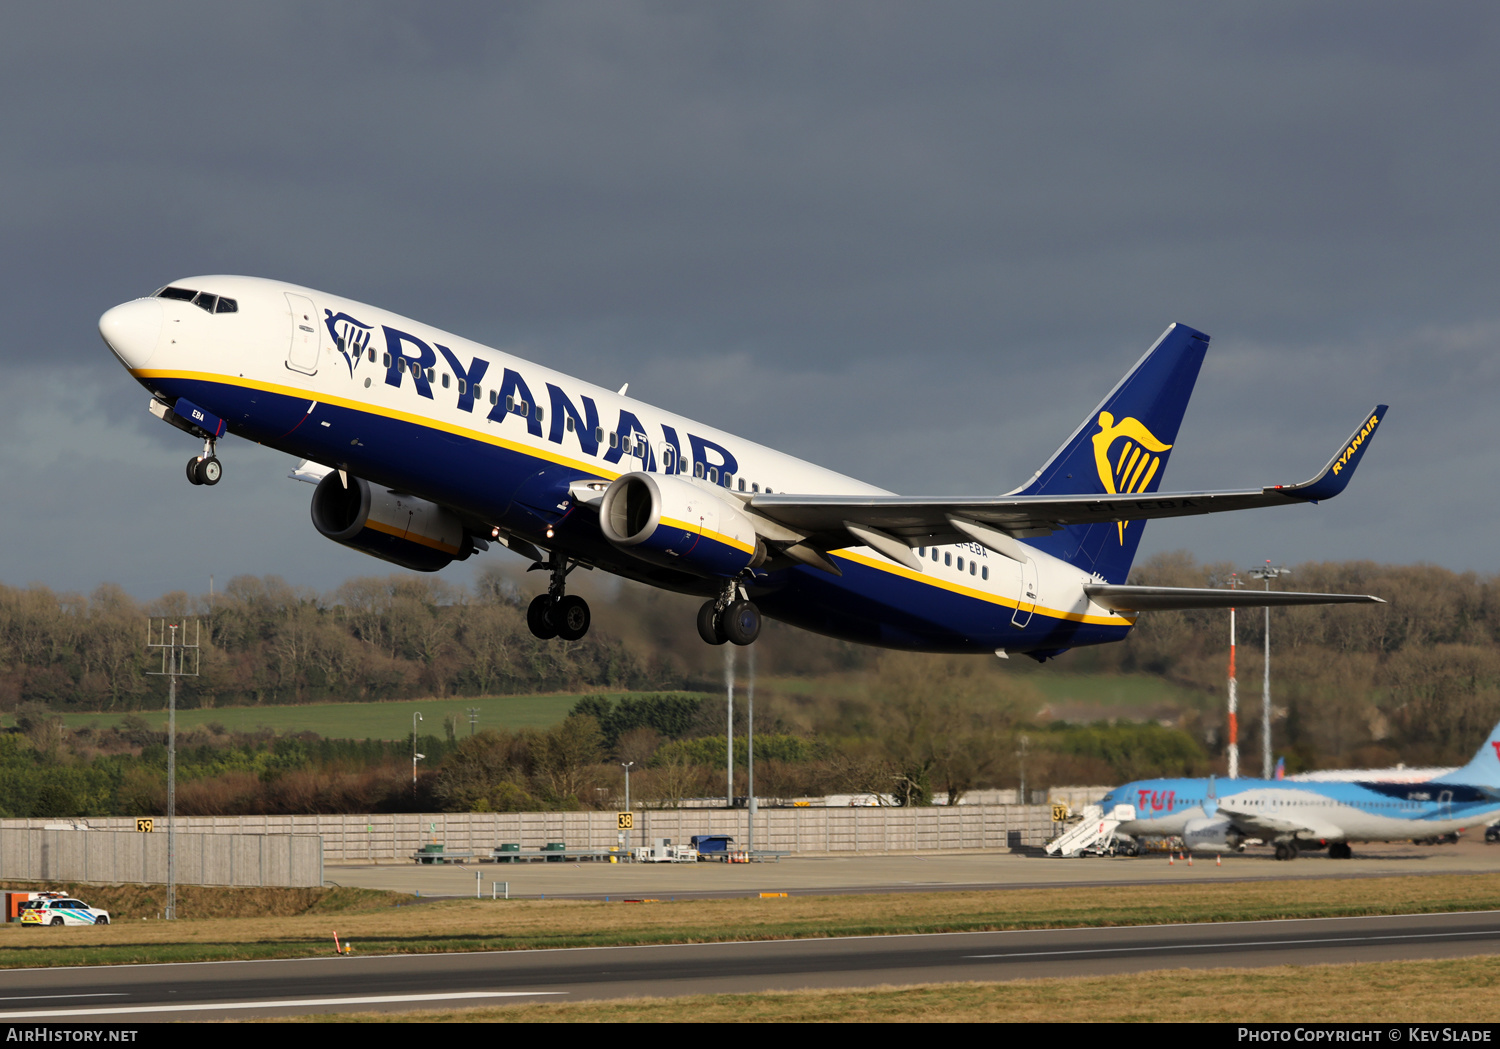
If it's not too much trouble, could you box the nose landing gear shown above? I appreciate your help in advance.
[526,554,591,642]
[186,438,222,486]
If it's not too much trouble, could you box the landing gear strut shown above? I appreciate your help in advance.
[185,437,222,487]
[527,554,591,642]
[697,578,761,646]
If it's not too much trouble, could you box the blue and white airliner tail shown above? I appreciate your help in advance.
[1096,720,1500,859]
[99,276,1387,655]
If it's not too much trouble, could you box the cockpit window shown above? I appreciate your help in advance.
[155,287,237,314]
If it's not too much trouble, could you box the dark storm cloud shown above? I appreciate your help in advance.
[0,2,1495,595]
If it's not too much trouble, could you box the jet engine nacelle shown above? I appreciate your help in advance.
[1182,816,1245,854]
[598,472,766,578]
[310,473,472,572]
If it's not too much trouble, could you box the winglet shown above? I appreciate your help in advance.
[1277,405,1387,502]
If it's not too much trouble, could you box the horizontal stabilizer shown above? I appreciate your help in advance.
[1085,585,1385,612]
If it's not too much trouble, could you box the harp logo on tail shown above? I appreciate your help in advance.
[1091,411,1173,544]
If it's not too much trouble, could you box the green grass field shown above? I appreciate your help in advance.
[36,692,711,740]
[1022,672,1208,713]
[17,673,1202,740]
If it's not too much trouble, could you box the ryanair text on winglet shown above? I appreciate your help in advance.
[1331,413,1380,476]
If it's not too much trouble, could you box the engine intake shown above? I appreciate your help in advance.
[598,472,765,578]
[1182,816,1245,854]
[311,473,471,572]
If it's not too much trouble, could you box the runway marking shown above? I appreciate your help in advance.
[0,990,565,1019]
[966,928,1500,960]
[0,994,126,1002]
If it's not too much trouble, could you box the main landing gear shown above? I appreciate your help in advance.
[697,579,761,647]
[185,437,222,487]
[1273,841,1299,861]
[526,555,591,642]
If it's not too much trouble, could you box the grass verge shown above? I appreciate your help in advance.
[1,873,1497,970]
[270,956,1500,1022]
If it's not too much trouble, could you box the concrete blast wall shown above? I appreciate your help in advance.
[6,805,1054,863]
[0,829,323,887]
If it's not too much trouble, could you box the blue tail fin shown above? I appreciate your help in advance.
[1016,323,1209,583]
[1433,719,1500,789]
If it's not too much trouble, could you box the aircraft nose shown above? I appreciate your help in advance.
[99,298,163,369]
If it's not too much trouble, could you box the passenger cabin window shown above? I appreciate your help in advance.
[565,417,575,432]
[981,566,988,580]
[442,373,450,389]
[694,462,705,479]
[367,347,376,363]
[944,553,952,566]
[708,467,718,483]
[737,478,746,492]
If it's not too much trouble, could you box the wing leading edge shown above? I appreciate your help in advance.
[747,406,1387,560]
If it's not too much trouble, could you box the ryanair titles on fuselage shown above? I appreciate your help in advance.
[324,308,746,485]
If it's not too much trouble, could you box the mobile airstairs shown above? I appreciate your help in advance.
[1044,804,1136,856]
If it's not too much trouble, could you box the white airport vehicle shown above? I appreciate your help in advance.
[100,277,1385,654]
[19,896,111,926]
[633,839,698,863]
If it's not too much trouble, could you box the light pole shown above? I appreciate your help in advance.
[1248,561,1291,779]
[620,761,634,814]
[147,619,198,921]
[412,712,424,795]
[747,643,756,857]
[1227,572,1240,779]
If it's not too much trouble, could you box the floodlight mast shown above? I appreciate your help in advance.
[146,619,200,921]
[1248,562,1292,779]
[1227,573,1240,779]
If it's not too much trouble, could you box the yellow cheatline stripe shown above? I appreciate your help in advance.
[658,515,756,556]
[363,517,462,555]
[134,368,619,480]
[834,550,1135,627]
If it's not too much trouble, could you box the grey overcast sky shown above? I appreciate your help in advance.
[1,3,1495,600]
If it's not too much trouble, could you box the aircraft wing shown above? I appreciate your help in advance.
[747,406,1386,555]
[1216,804,1344,843]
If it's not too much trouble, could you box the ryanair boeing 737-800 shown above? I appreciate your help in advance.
[98,276,1385,655]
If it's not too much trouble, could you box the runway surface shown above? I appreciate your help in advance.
[4,911,1499,1020]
